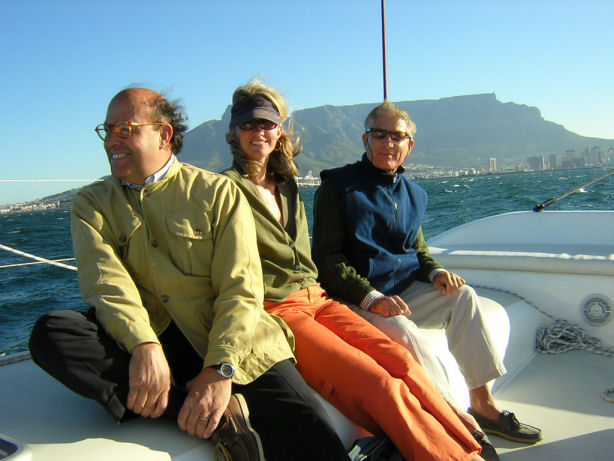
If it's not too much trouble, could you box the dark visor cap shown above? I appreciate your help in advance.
[229,95,283,129]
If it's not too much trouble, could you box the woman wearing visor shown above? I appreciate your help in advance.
[222,80,487,461]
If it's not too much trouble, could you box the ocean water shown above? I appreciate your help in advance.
[1,168,613,356]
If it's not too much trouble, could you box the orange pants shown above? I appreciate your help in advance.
[265,286,481,461]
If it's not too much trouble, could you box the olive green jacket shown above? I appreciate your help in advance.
[71,161,294,384]
[223,169,319,302]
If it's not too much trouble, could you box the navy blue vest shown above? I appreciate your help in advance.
[322,155,428,295]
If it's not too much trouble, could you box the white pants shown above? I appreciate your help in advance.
[351,281,506,391]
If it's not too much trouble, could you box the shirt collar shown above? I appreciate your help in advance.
[122,155,176,189]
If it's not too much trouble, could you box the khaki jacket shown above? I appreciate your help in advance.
[71,160,294,384]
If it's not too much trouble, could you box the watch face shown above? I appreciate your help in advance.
[219,363,235,378]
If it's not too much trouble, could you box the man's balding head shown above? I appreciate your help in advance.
[108,88,188,156]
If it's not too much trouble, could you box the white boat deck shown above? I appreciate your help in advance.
[0,357,211,460]
[2,211,612,460]
[490,351,614,460]
[1,349,612,460]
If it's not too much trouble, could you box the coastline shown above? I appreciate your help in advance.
[407,164,610,182]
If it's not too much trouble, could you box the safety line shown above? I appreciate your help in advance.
[533,168,614,211]
[0,258,75,269]
[0,179,101,182]
[0,243,77,271]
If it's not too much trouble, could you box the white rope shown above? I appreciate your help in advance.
[0,258,75,269]
[0,179,101,182]
[536,319,614,357]
[0,243,77,271]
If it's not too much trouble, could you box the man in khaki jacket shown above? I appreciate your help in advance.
[29,88,348,461]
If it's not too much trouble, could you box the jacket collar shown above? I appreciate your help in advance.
[360,153,405,185]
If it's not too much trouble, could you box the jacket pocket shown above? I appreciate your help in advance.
[166,213,213,276]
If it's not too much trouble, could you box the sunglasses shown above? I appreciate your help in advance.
[95,121,166,141]
[238,119,279,131]
[366,128,411,142]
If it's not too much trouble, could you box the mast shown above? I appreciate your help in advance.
[381,0,388,100]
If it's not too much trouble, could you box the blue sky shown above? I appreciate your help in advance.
[1,0,612,205]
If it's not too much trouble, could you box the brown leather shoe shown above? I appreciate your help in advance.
[468,408,542,444]
[210,393,264,461]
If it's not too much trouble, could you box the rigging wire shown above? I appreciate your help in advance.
[533,168,614,212]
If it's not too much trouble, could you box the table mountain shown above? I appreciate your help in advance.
[179,93,613,174]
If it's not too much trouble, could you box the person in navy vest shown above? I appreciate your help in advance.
[312,101,542,445]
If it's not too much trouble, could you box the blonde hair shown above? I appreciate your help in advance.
[364,101,417,139]
[226,80,301,183]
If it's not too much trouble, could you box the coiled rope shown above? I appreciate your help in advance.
[472,283,614,403]
[0,243,77,271]
[536,319,614,357]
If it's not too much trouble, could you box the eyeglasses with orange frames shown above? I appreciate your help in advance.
[95,121,166,141]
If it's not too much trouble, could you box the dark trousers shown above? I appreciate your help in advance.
[29,309,349,461]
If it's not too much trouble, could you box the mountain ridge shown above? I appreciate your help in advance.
[180,93,614,175]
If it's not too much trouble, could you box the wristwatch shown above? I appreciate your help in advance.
[214,363,235,379]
